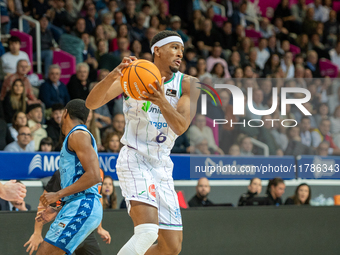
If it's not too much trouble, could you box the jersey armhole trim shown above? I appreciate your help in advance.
[179,73,184,97]
[65,127,95,156]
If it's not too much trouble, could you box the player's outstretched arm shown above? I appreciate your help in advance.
[97,197,111,244]
[86,56,137,110]
[141,75,201,136]
[24,190,48,255]
[40,131,102,206]
[0,180,26,201]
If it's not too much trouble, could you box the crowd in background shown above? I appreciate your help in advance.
[0,0,340,157]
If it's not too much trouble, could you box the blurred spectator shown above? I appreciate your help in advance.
[157,2,170,28]
[141,27,157,54]
[271,120,289,152]
[64,0,80,30]
[193,137,210,155]
[221,22,234,55]
[285,126,314,156]
[324,10,339,48]
[167,15,188,44]
[30,15,54,79]
[260,17,274,38]
[103,132,122,153]
[305,50,321,77]
[46,103,63,150]
[308,0,327,22]
[195,19,221,58]
[258,115,284,156]
[67,63,90,100]
[101,176,117,209]
[85,3,99,34]
[228,51,242,78]
[263,53,280,77]
[81,32,98,80]
[86,109,104,151]
[0,118,14,150]
[255,38,270,70]
[123,0,137,26]
[183,48,197,71]
[228,144,240,156]
[32,0,51,20]
[1,60,39,104]
[316,140,330,156]
[239,136,254,156]
[196,57,212,82]
[291,0,307,25]
[273,0,295,32]
[330,105,340,135]
[206,44,230,78]
[112,37,131,59]
[189,114,224,155]
[211,63,227,84]
[131,12,147,42]
[171,131,192,153]
[245,89,268,120]
[39,64,70,108]
[238,178,262,206]
[266,177,285,206]
[281,51,295,78]
[188,177,214,207]
[329,41,340,70]
[3,79,27,123]
[285,183,311,205]
[4,126,34,152]
[101,13,117,40]
[231,2,250,30]
[312,119,340,155]
[1,36,31,78]
[328,87,340,115]
[188,10,205,38]
[113,10,126,31]
[51,0,67,29]
[141,3,151,27]
[302,8,318,36]
[72,17,86,38]
[247,49,262,77]
[315,103,329,127]
[238,37,252,66]
[102,113,125,140]
[130,40,142,59]
[300,116,313,147]
[27,104,47,151]
[39,137,53,152]
[266,36,281,56]
[96,39,109,61]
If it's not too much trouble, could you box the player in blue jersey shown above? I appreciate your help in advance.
[36,99,103,255]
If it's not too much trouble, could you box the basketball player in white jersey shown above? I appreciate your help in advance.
[86,30,200,255]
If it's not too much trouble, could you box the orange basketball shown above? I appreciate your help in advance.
[120,59,162,100]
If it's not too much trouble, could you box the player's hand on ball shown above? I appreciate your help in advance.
[24,232,44,255]
[112,56,137,79]
[140,77,166,105]
[39,192,60,207]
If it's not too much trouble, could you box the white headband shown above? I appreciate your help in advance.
[151,36,184,54]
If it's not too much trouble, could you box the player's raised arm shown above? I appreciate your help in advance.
[85,56,137,110]
[40,131,101,206]
[142,75,201,136]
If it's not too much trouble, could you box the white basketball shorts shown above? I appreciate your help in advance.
[116,145,182,231]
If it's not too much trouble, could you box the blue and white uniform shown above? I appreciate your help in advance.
[45,125,102,255]
[117,72,184,231]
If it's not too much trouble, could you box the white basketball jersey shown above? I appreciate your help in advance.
[121,71,184,161]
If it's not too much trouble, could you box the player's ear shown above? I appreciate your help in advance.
[154,46,160,57]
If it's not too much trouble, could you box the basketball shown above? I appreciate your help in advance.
[120,59,162,100]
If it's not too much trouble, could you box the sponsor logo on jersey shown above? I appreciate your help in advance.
[166,89,177,97]
[149,121,168,129]
[142,101,151,112]
[148,184,156,198]
[58,222,66,228]
[148,106,162,114]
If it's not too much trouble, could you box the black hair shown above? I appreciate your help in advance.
[150,30,181,49]
[266,177,284,193]
[64,99,89,124]
[27,103,42,114]
[211,62,225,78]
[8,36,21,44]
[300,116,311,123]
[52,103,64,112]
[39,137,54,151]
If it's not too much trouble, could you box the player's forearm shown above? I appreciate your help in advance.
[0,183,4,198]
[33,219,44,234]
[86,72,118,109]
[158,100,188,136]
[56,171,101,199]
